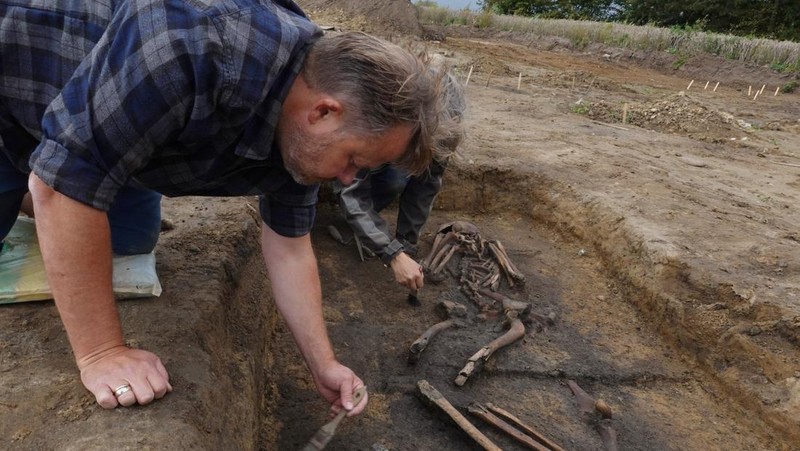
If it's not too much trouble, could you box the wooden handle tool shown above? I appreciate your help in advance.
[301,386,367,450]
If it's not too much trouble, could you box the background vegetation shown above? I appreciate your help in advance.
[478,1,800,43]
[417,1,800,74]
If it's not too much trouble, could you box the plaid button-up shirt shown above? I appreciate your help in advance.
[0,0,322,237]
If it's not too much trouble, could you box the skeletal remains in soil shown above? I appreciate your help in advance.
[413,223,618,449]
[423,221,526,291]
[417,380,565,451]
[411,221,555,385]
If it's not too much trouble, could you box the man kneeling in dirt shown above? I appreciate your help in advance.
[0,0,461,413]
[331,73,466,291]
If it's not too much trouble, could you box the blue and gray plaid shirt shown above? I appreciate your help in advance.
[0,0,322,237]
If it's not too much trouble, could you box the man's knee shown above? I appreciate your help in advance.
[108,188,162,255]
[0,152,30,248]
[0,188,27,250]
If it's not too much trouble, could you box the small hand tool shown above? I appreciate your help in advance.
[301,386,367,450]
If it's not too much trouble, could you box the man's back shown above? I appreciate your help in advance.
[0,0,320,208]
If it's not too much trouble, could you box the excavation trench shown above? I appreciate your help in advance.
[193,163,793,450]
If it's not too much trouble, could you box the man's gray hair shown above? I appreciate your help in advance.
[302,32,465,175]
[435,69,466,160]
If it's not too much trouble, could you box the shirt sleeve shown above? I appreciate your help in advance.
[259,179,319,238]
[395,159,446,245]
[338,169,398,258]
[30,1,227,211]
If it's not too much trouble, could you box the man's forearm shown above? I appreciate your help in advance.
[260,224,336,377]
[28,174,124,365]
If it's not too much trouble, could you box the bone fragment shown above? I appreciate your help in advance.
[438,300,468,317]
[488,240,526,284]
[409,301,467,363]
[479,265,501,288]
[450,221,480,235]
[416,380,501,451]
[433,244,459,274]
[468,403,550,451]
[429,243,452,272]
[461,284,496,312]
[598,423,619,451]
[567,380,597,414]
[408,319,455,364]
[567,381,619,451]
[423,232,445,268]
[428,232,457,269]
[493,240,524,275]
[595,399,613,419]
[428,241,453,272]
[455,317,526,386]
[478,288,530,313]
[484,403,565,451]
[487,241,515,286]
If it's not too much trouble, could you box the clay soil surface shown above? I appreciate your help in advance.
[2,3,800,450]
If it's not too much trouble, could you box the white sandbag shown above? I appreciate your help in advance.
[0,217,161,304]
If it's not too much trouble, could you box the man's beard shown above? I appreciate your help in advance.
[279,121,333,185]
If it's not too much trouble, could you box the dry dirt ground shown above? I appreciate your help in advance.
[2,3,800,450]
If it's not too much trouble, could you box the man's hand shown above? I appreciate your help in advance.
[78,345,172,408]
[389,252,424,290]
[313,361,368,417]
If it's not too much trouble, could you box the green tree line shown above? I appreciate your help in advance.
[480,0,800,42]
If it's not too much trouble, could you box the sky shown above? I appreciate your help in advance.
[414,0,482,11]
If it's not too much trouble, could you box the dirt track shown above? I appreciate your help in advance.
[1,4,799,451]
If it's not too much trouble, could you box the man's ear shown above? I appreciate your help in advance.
[307,97,344,127]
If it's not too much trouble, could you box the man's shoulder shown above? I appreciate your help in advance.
[178,0,312,25]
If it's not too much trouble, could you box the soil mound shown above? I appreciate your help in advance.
[298,0,423,37]
[585,92,753,142]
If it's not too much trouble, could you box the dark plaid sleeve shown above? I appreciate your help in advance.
[30,1,226,211]
[259,182,319,237]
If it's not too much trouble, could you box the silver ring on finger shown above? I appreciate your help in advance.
[113,384,132,398]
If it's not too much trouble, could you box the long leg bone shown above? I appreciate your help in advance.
[416,380,501,451]
[598,425,619,451]
[455,315,526,386]
[468,403,550,451]
[484,403,565,451]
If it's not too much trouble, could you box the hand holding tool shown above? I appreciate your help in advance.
[301,386,367,450]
